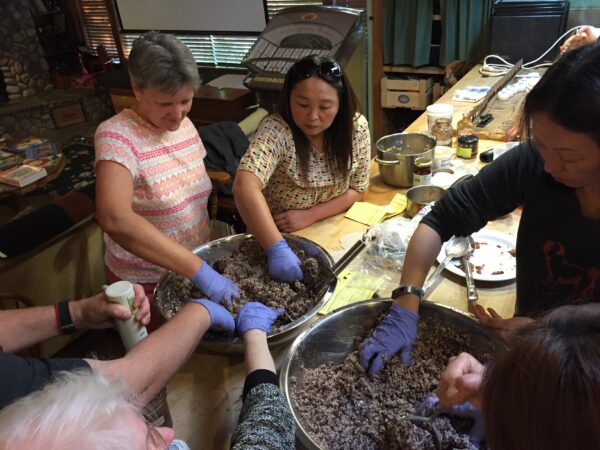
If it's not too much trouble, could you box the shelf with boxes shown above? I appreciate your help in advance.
[30,6,79,73]
[381,65,446,111]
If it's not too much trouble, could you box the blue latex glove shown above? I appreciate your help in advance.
[236,302,284,334]
[358,304,419,375]
[416,393,486,448]
[191,298,235,334]
[265,240,303,283]
[191,262,239,306]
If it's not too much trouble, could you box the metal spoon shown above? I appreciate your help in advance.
[463,235,479,309]
[403,406,443,449]
[422,236,470,297]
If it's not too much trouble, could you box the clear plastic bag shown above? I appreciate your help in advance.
[362,218,418,273]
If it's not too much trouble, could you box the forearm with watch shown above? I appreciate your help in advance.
[395,223,443,312]
[0,300,80,353]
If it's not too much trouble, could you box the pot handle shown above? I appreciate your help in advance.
[375,157,402,166]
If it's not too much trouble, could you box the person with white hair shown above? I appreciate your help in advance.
[0,302,294,450]
[0,283,234,410]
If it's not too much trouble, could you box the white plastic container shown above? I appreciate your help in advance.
[426,103,454,132]
[105,281,148,350]
[433,145,454,170]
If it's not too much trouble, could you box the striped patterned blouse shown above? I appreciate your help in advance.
[95,109,211,283]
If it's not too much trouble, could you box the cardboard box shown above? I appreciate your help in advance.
[51,103,85,128]
[381,76,433,110]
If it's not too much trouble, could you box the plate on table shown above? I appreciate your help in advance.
[437,229,517,282]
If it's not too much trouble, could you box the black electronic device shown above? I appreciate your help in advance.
[480,149,495,163]
[490,0,570,64]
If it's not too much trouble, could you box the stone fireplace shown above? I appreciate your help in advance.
[0,0,113,141]
[0,0,54,100]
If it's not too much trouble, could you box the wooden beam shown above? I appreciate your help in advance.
[371,0,384,141]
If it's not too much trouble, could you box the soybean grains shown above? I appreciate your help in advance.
[159,239,325,332]
[292,313,488,449]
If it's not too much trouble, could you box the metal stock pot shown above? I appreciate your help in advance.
[375,133,436,187]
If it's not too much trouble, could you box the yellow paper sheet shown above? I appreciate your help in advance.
[344,202,386,226]
[344,193,407,226]
[319,269,384,315]
[382,193,408,219]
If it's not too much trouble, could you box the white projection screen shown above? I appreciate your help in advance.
[114,0,268,33]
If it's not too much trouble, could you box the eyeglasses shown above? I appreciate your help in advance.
[146,424,168,450]
[289,59,342,82]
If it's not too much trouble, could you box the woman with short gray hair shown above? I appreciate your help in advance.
[95,31,238,331]
[127,31,201,93]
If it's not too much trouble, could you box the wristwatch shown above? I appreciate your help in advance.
[391,284,424,301]
[55,300,78,335]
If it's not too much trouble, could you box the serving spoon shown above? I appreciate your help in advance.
[422,236,470,297]
[463,235,479,310]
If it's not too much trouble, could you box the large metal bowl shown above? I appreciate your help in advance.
[154,233,336,353]
[280,299,505,449]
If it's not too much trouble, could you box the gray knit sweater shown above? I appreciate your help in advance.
[230,370,295,449]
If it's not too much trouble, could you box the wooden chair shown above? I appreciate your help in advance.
[207,171,238,236]
[0,293,41,358]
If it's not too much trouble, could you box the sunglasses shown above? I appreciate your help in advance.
[289,59,342,82]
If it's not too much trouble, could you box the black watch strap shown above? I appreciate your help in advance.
[391,284,424,300]
[56,300,78,335]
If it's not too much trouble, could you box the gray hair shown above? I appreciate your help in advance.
[0,370,141,450]
[128,31,200,93]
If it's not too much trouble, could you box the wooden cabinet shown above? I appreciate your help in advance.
[108,86,257,126]
[31,9,78,73]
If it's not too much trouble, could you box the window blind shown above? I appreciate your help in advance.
[80,0,364,68]
[79,0,119,57]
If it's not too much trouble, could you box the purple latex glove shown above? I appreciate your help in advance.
[447,401,486,447]
[265,240,303,283]
[416,393,486,448]
[191,262,239,306]
[236,302,284,334]
[191,298,235,334]
[415,392,439,417]
[359,304,419,375]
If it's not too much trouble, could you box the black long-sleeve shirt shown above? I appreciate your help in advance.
[422,142,600,316]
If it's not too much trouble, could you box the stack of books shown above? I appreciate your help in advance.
[2,137,59,159]
[0,164,47,188]
[0,151,23,171]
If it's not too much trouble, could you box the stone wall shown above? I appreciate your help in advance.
[0,0,53,100]
[0,88,114,141]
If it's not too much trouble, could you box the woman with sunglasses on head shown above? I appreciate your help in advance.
[359,41,600,376]
[233,55,371,283]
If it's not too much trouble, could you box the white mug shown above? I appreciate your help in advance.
[104,281,148,350]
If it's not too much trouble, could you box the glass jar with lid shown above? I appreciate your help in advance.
[431,118,453,146]
[457,134,479,159]
[413,157,432,186]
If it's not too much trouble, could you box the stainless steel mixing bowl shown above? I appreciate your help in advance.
[154,233,336,353]
[279,299,505,449]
